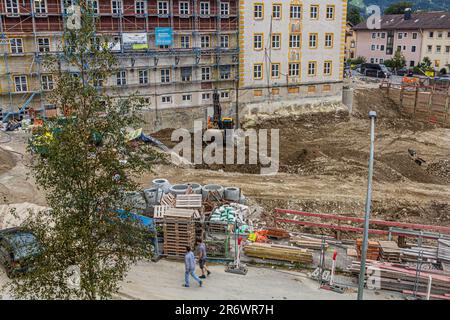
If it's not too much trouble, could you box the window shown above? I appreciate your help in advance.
[380,45,385,51]
[323,61,332,75]
[436,45,441,53]
[179,1,189,15]
[37,38,50,53]
[220,2,229,16]
[34,0,47,14]
[6,0,19,14]
[182,94,192,102]
[94,76,103,87]
[158,1,169,15]
[41,74,53,91]
[271,34,281,49]
[403,32,407,38]
[290,5,301,19]
[10,38,23,54]
[135,0,145,15]
[181,35,190,48]
[220,65,230,80]
[288,63,299,77]
[272,4,281,19]
[14,75,27,92]
[310,5,318,19]
[161,96,172,103]
[271,63,280,78]
[446,46,450,53]
[308,33,317,48]
[253,64,263,79]
[370,58,374,63]
[427,45,432,53]
[371,33,376,39]
[202,93,211,100]
[308,61,317,76]
[411,45,416,52]
[326,5,334,19]
[438,32,443,38]
[429,31,434,38]
[200,35,210,48]
[380,58,384,63]
[201,67,211,81]
[112,0,123,15]
[371,44,375,51]
[116,71,126,86]
[181,67,192,81]
[381,33,386,39]
[139,70,148,84]
[410,61,415,67]
[220,91,229,99]
[254,3,263,19]
[200,2,210,15]
[398,33,403,39]
[253,34,263,50]
[412,32,418,39]
[220,35,229,48]
[289,34,300,48]
[88,0,99,14]
[160,69,170,83]
[325,33,333,48]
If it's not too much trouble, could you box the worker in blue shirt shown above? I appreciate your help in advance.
[183,246,203,288]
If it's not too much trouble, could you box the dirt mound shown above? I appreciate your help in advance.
[427,160,450,183]
[0,148,15,175]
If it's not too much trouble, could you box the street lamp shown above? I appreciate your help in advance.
[357,110,377,300]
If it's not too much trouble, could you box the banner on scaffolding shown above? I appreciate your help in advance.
[122,33,148,50]
[155,27,173,46]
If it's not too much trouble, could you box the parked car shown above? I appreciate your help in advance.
[395,68,413,77]
[360,63,391,78]
[0,227,41,278]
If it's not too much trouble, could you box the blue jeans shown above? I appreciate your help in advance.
[185,270,201,287]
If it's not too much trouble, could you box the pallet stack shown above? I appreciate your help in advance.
[163,208,196,258]
[378,241,401,263]
[356,239,380,260]
[244,243,313,264]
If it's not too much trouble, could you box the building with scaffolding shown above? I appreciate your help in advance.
[238,0,347,105]
[0,0,239,122]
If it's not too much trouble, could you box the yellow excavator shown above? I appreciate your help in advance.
[207,90,234,130]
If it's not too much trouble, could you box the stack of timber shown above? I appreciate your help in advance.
[176,194,202,209]
[290,235,328,250]
[401,245,438,262]
[356,239,380,260]
[348,260,450,298]
[163,208,196,258]
[378,241,401,263]
[244,243,313,264]
[438,239,450,263]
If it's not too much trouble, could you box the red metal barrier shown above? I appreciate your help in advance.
[274,208,450,233]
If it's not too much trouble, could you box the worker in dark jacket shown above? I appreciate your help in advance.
[197,239,211,279]
[183,246,203,288]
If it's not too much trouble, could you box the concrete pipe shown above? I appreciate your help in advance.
[169,184,189,195]
[152,178,171,193]
[186,183,202,194]
[224,187,240,202]
[342,87,354,114]
[202,184,224,200]
[143,188,163,205]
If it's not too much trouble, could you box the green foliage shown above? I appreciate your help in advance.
[348,56,366,67]
[5,1,159,299]
[384,1,414,14]
[347,4,363,25]
[383,49,406,69]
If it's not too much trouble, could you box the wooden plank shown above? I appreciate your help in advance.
[176,194,202,208]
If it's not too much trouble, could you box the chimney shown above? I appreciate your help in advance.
[404,8,412,20]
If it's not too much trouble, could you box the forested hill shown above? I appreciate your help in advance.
[350,0,449,12]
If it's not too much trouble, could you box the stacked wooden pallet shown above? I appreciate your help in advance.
[244,243,313,264]
[163,208,196,258]
[356,239,380,260]
[290,236,328,250]
[378,241,401,263]
[348,260,450,298]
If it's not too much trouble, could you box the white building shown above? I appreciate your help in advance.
[238,0,347,106]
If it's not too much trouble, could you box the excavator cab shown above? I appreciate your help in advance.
[208,91,235,130]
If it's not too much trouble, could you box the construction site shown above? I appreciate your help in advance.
[1,74,450,299]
